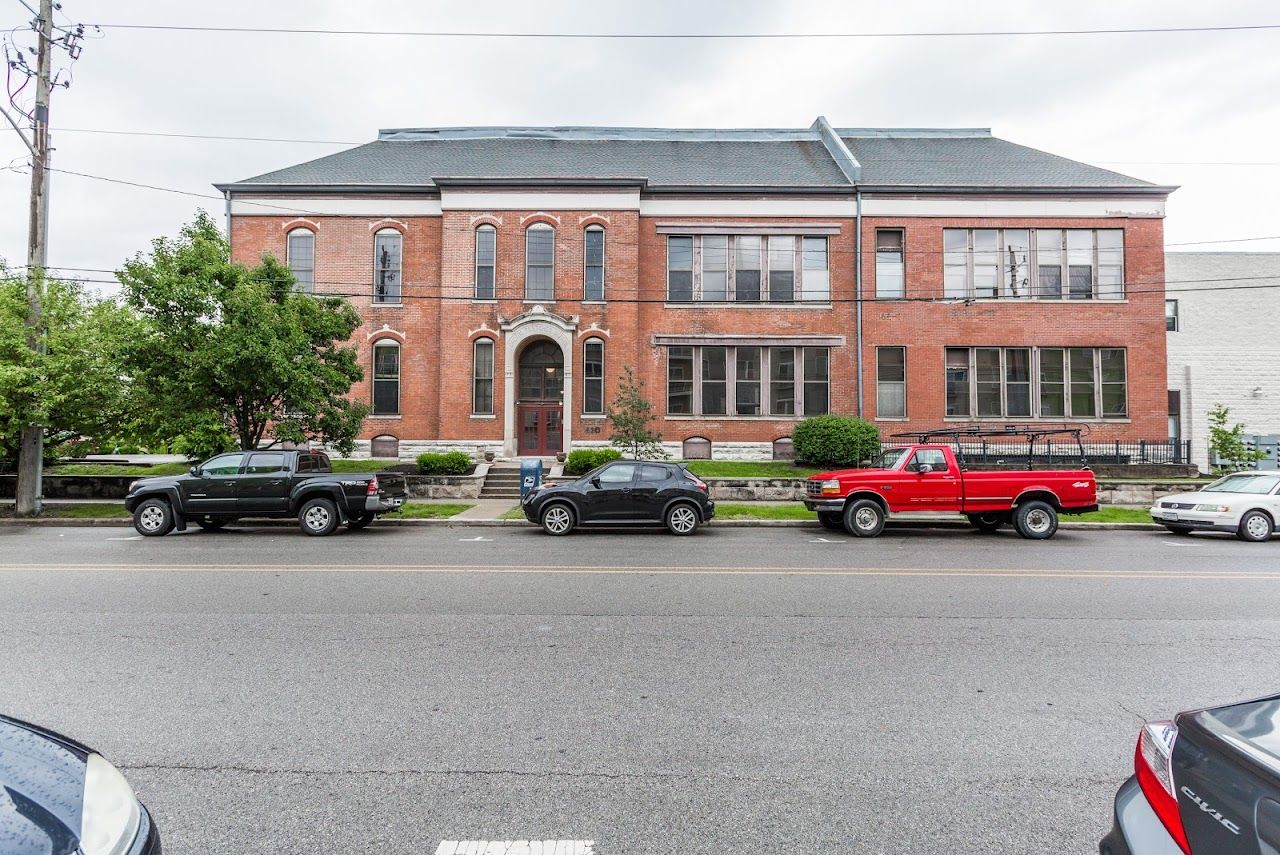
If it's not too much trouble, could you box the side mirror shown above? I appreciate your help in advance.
[189,466,200,477]
[859,459,872,468]
[590,476,601,488]
[917,463,934,475]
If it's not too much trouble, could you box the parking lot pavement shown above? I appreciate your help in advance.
[2,526,1279,853]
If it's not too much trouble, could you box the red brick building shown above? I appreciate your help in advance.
[217,119,1174,460]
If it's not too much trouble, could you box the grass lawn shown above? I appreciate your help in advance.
[391,502,472,519]
[48,462,192,477]
[0,503,132,519]
[329,459,405,473]
[683,461,820,479]
[1072,506,1154,524]
[501,507,530,520]
[714,503,818,520]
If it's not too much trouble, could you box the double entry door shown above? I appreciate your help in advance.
[517,403,563,456]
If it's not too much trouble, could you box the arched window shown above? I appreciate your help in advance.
[583,338,605,414]
[371,340,400,415]
[370,435,400,458]
[772,437,795,461]
[525,223,555,301]
[373,229,402,303]
[584,226,605,301]
[475,225,496,300]
[286,228,314,293]
[682,436,712,460]
[473,338,495,415]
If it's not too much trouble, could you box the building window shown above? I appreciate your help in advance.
[1166,299,1179,331]
[373,229,402,303]
[584,226,605,301]
[472,338,494,415]
[667,345,828,417]
[945,346,1126,420]
[875,230,904,299]
[943,228,1121,300]
[286,229,314,293]
[525,224,555,301]
[664,234,831,303]
[682,437,712,460]
[772,437,795,460]
[876,346,906,418]
[583,338,605,414]
[475,226,496,300]
[370,435,400,458]
[371,340,400,415]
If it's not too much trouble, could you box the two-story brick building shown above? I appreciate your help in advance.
[216,118,1174,460]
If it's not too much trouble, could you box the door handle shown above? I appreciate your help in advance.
[269,480,283,485]
[622,487,632,493]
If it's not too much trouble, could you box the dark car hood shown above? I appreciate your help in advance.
[0,716,89,855]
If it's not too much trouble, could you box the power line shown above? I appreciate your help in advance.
[89,22,1280,39]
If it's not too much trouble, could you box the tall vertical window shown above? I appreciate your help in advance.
[667,236,694,301]
[1005,348,1032,417]
[1100,348,1128,418]
[735,347,761,415]
[667,346,694,414]
[525,224,555,301]
[735,236,761,302]
[945,348,971,416]
[1036,230,1063,298]
[374,230,402,303]
[472,338,494,415]
[972,230,999,299]
[1039,349,1066,417]
[372,340,400,415]
[769,347,796,415]
[876,347,906,418]
[702,235,728,301]
[767,236,795,302]
[1069,347,1096,417]
[944,230,968,299]
[801,237,829,302]
[975,347,1003,417]
[583,339,604,414]
[875,230,904,298]
[1097,230,1124,298]
[701,347,728,415]
[1004,229,1031,297]
[1067,230,1094,299]
[1165,299,1179,331]
[287,229,314,293]
[475,226,496,300]
[584,227,605,301]
[802,348,829,416]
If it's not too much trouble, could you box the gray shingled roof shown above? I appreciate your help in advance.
[221,123,1163,193]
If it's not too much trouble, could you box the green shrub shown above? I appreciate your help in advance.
[564,448,623,476]
[792,416,880,469]
[416,451,473,476]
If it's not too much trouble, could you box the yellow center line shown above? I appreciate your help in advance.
[0,563,1278,580]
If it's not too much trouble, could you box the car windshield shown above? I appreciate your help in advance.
[870,448,910,469]
[1202,473,1280,494]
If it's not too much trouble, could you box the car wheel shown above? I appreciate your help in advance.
[298,498,340,537]
[132,498,174,537]
[195,519,227,532]
[1237,510,1274,543]
[843,499,886,538]
[1014,500,1058,540]
[967,512,1006,533]
[665,503,700,536]
[818,511,844,532]
[540,503,575,536]
[347,514,374,530]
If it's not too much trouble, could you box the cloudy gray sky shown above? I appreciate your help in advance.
[3,0,1279,285]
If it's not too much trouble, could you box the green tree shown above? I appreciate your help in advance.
[1207,403,1265,473]
[607,365,666,460]
[118,213,368,458]
[0,270,137,463]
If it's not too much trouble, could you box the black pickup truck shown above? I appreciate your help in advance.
[123,450,407,537]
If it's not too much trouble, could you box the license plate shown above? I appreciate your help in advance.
[1164,512,1178,521]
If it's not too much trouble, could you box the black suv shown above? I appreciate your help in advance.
[522,460,716,536]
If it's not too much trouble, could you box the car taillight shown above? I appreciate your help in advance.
[686,473,708,492]
[1134,721,1191,854]
[367,476,379,496]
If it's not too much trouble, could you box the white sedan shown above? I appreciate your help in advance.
[1151,471,1280,541]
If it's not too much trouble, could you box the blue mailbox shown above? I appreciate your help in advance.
[519,458,543,499]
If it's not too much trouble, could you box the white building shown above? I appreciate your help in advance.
[1166,252,1280,471]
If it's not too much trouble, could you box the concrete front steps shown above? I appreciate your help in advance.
[479,460,550,499]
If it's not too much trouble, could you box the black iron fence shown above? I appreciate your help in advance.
[884,438,1192,467]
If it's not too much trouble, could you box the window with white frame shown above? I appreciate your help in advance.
[876,346,906,418]
[944,346,1126,419]
[584,227,605,301]
[287,229,314,293]
[666,345,830,417]
[472,338,494,415]
[875,230,904,299]
[665,234,830,303]
[943,228,1123,300]
[1165,299,1179,332]
[371,340,400,415]
[583,339,605,414]
[373,229,402,303]
[475,226,496,300]
[525,224,555,301]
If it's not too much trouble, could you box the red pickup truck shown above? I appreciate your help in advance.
[802,443,1098,539]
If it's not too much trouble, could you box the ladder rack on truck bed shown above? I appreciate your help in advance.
[889,425,1090,470]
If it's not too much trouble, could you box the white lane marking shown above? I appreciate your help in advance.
[459,536,494,542]
[1163,539,1206,547]
[809,537,842,543]
[106,535,144,541]
[435,843,594,855]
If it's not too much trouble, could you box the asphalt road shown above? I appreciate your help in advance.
[3,523,1279,854]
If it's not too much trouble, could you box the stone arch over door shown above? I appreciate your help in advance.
[500,307,578,457]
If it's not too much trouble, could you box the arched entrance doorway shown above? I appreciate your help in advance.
[516,339,565,456]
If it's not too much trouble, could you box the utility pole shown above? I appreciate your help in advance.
[14,0,53,517]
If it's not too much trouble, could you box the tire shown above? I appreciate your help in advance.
[818,511,844,532]
[298,497,340,537]
[1237,510,1274,543]
[540,503,575,536]
[132,497,174,537]
[196,519,227,532]
[1014,500,1059,540]
[347,514,374,530]
[967,512,1006,533]
[843,498,886,538]
[665,503,700,536]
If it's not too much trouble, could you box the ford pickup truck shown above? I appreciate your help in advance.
[802,443,1098,539]
[123,449,407,537]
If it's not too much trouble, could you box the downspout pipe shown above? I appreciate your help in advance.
[855,188,864,419]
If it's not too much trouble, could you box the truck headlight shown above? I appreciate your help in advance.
[820,479,841,495]
[80,753,141,855]
[1195,504,1230,513]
